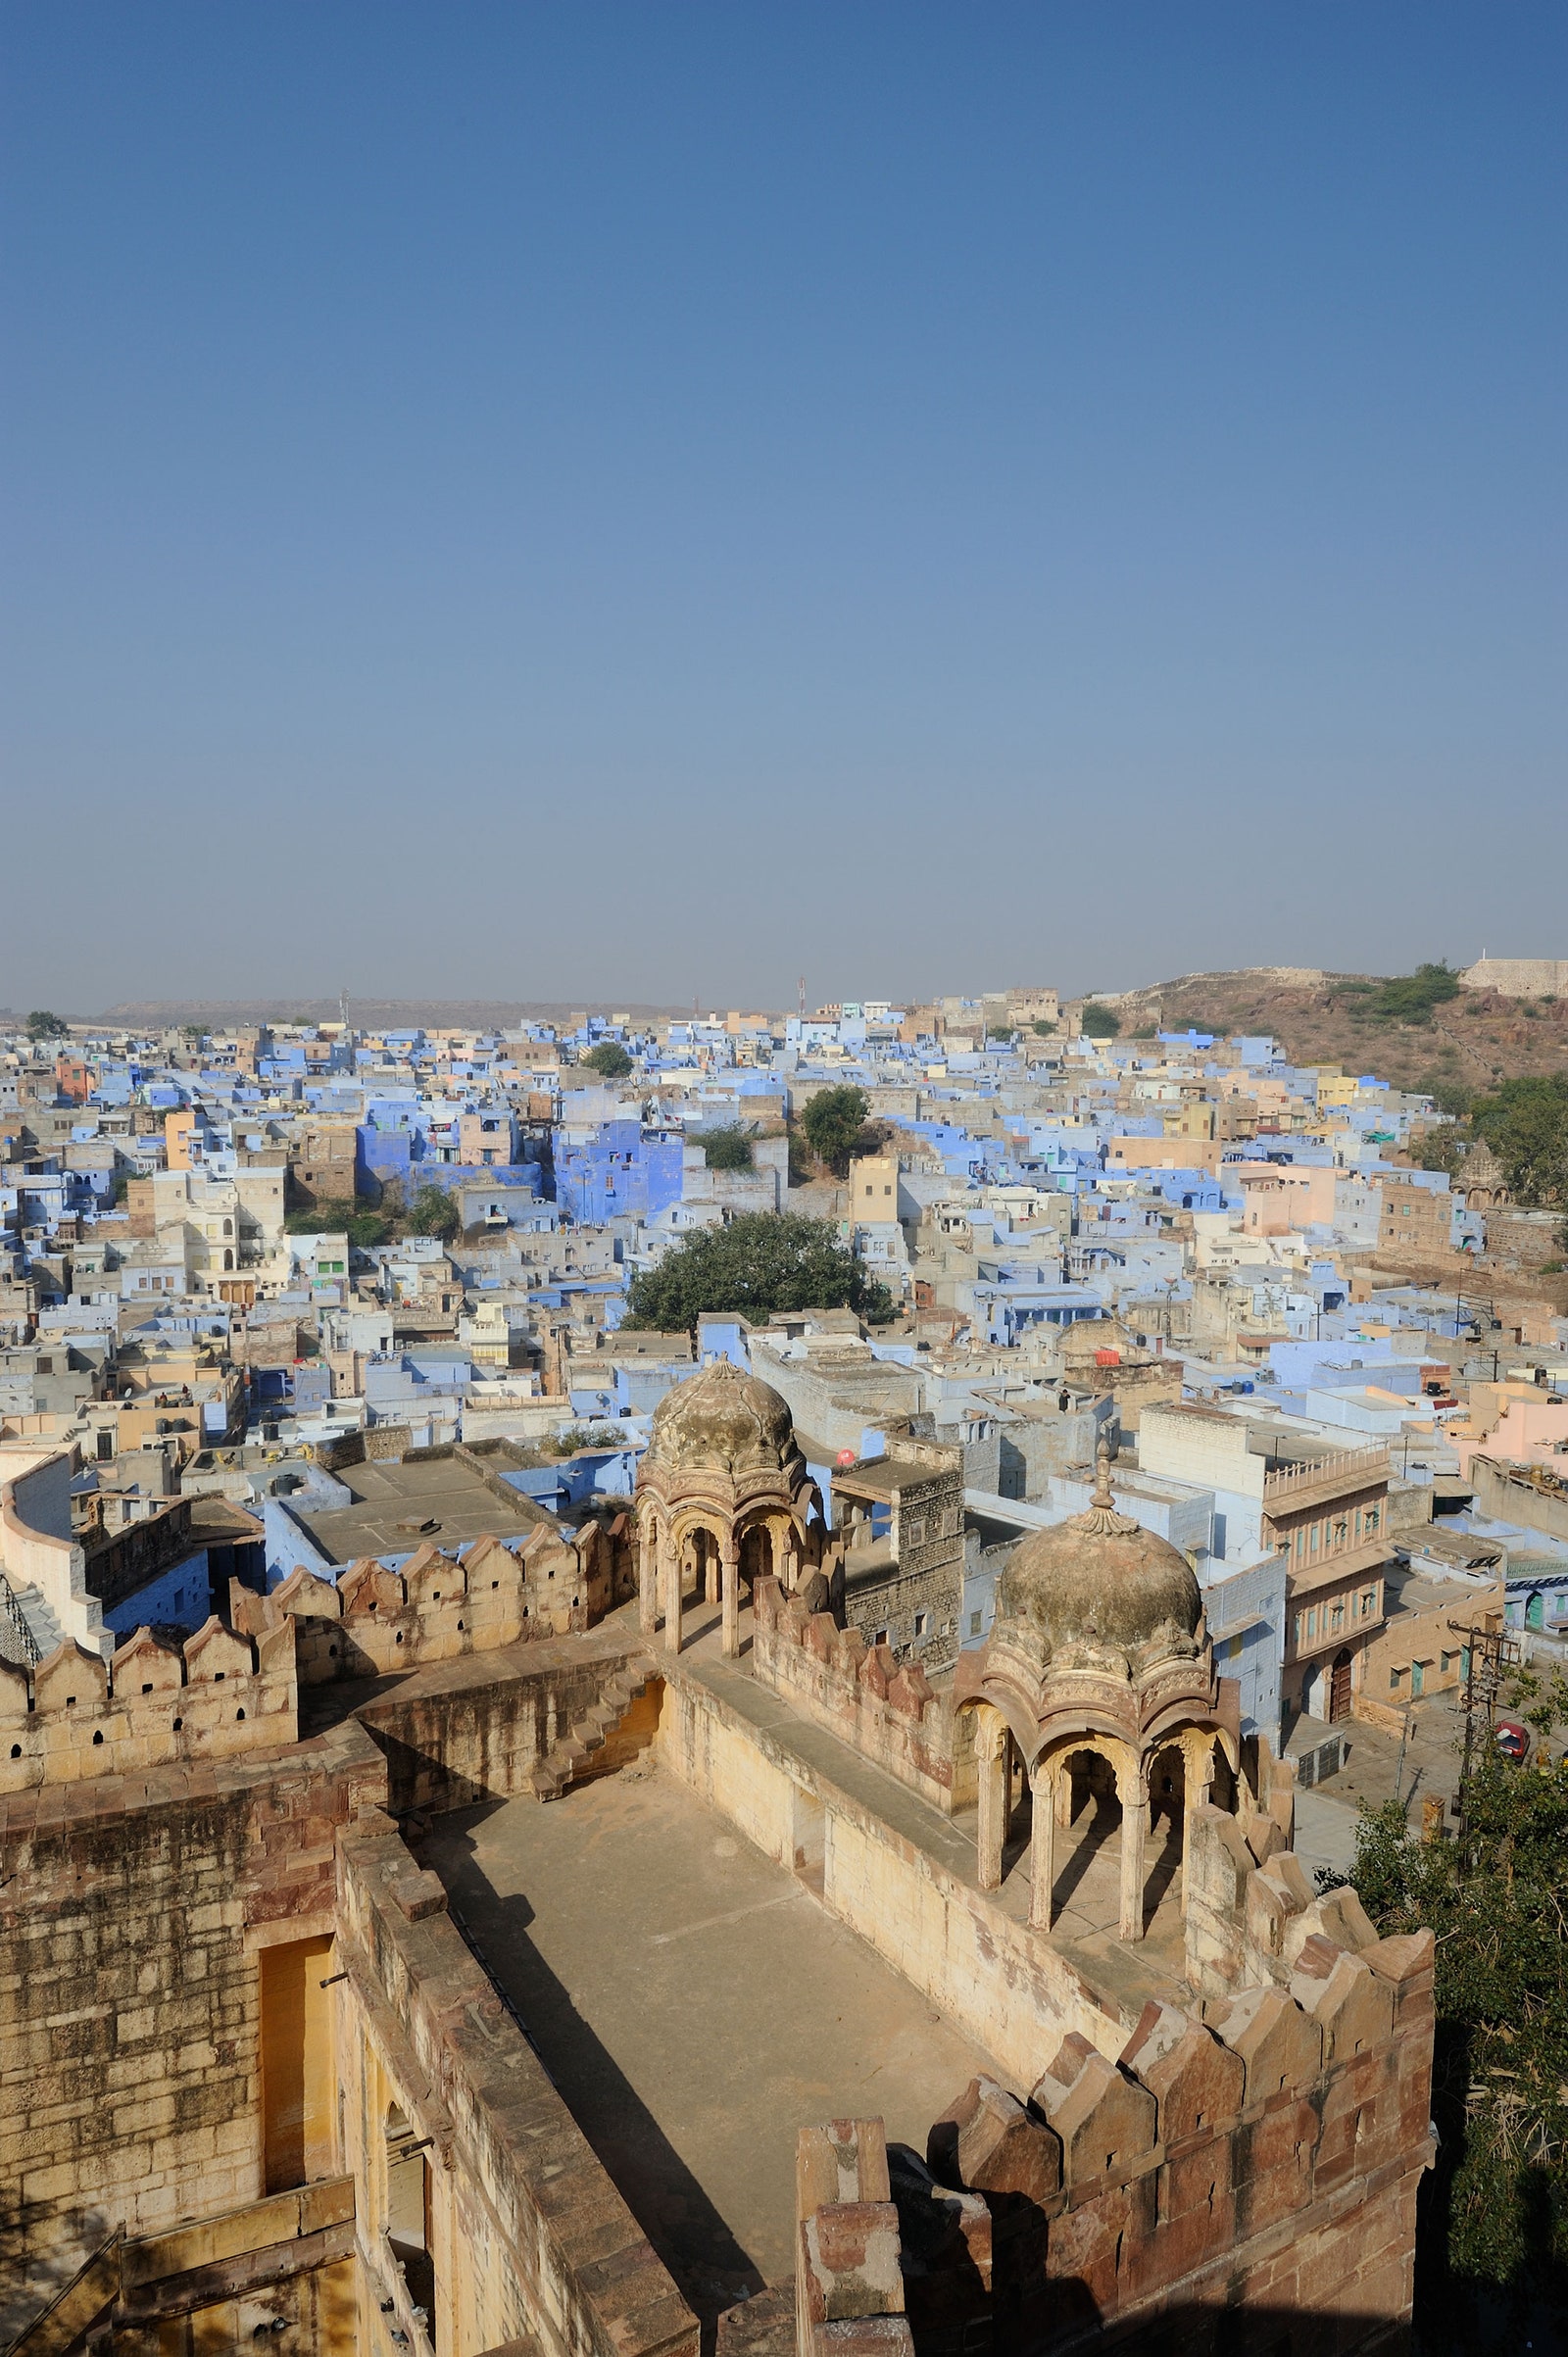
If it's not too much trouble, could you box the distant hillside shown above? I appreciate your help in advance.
[88,997,688,1031]
[1103,968,1568,1095]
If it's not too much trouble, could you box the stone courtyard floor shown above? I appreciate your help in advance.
[420,1759,1007,2334]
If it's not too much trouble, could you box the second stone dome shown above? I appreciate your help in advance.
[996,1448,1202,1657]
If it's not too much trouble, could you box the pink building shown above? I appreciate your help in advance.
[1449,1382,1568,1479]
[1235,1161,1339,1235]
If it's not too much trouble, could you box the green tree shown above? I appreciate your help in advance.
[284,1196,390,1248]
[1412,1128,1464,1182]
[1031,1018,1057,1038]
[285,1196,358,1235]
[1468,1074,1568,1207]
[407,1182,461,1242]
[801,1085,871,1175]
[1353,962,1464,1025]
[1079,1004,1121,1039]
[701,1125,755,1170]
[583,1041,634,1079]
[26,1009,67,1041]
[1325,1667,1568,2319]
[621,1211,893,1330]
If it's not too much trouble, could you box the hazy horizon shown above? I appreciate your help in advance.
[4,4,1564,1009]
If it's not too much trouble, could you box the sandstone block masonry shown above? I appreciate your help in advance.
[0,1715,383,2279]
[769,1939,1434,2356]
[1,1639,698,2357]
[751,1574,953,1811]
[0,1504,632,1796]
[1,1576,1435,2353]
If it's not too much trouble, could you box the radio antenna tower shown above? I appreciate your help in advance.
[798,975,807,1017]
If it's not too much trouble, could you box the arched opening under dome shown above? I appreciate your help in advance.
[739,1520,774,1589]
[1028,1740,1144,1938]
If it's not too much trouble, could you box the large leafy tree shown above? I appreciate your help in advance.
[407,1182,461,1242]
[1468,1074,1568,1208]
[1079,1004,1120,1038]
[582,1040,634,1078]
[1335,963,1464,1025]
[1372,961,1463,1023]
[1327,1667,1568,2323]
[284,1196,392,1248]
[801,1085,871,1174]
[621,1211,893,1330]
[701,1124,755,1170]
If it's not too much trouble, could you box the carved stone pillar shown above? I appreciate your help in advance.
[663,1534,682,1655]
[975,1713,1007,1892]
[720,1539,740,1658]
[1182,1733,1214,1918]
[639,1519,658,1636]
[1118,1767,1148,1941]
[705,1533,720,1606]
[1030,1764,1055,1932]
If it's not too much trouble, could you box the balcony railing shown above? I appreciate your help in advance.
[1263,1446,1389,1502]
[0,1574,40,1667]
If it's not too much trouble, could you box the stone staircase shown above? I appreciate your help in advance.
[0,1576,56,1671]
[17,1585,64,1658]
[528,1651,662,1802]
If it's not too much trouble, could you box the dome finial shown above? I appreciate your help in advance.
[1072,1431,1141,1539]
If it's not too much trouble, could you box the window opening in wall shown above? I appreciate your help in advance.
[261,1935,335,2192]
[790,1784,826,1894]
[385,2102,437,2340]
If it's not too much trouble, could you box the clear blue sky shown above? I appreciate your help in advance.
[3,3,1563,1012]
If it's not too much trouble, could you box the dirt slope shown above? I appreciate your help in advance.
[1105,969,1568,1094]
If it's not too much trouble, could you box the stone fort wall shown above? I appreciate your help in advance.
[1459,956,1568,998]
[0,1515,629,1795]
[0,1595,1435,2353]
[0,1645,698,2357]
[0,1714,382,2284]
[654,1662,1433,2352]
[750,1575,954,1812]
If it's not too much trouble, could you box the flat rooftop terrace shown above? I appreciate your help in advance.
[421,1762,1004,2332]
[296,1451,552,1562]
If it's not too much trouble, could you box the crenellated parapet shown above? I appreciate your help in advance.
[0,1511,636,1790]
[244,1519,620,1682]
[752,1573,953,1810]
[1183,1795,1395,2003]
[783,1923,1435,2350]
[0,1611,296,1791]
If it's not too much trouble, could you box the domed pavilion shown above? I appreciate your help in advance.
[1459,1136,1509,1211]
[953,1437,1240,1940]
[634,1357,824,1656]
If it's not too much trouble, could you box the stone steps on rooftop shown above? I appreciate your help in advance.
[1,1581,64,1667]
[528,1653,660,1802]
